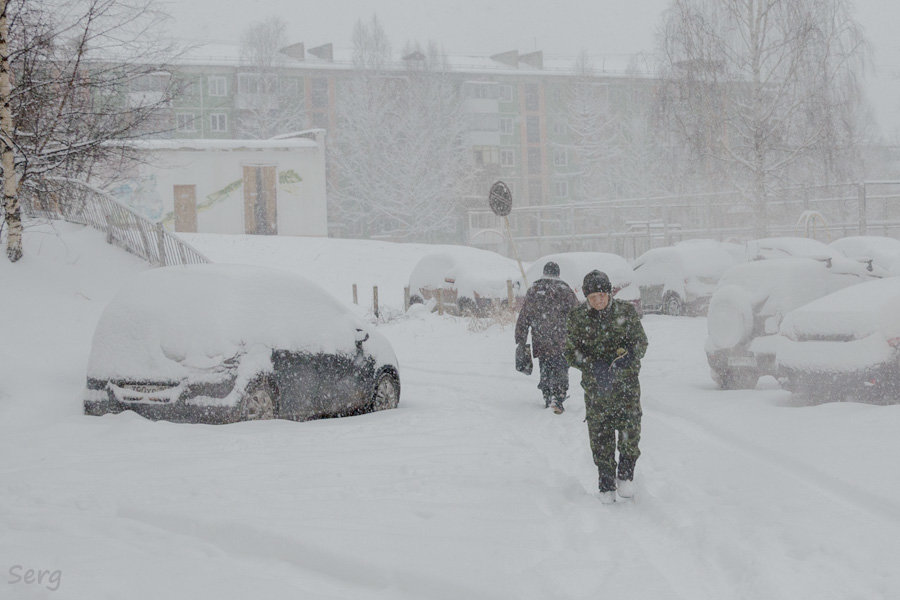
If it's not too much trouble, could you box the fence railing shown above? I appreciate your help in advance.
[23,179,210,267]
[467,181,900,260]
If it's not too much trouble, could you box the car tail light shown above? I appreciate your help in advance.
[888,337,900,348]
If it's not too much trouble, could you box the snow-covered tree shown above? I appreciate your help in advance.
[565,52,674,203]
[657,0,868,236]
[328,20,472,242]
[1,0,178,262]
[234,17,305,139]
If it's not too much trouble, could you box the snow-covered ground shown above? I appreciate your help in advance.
[2,222,900,599]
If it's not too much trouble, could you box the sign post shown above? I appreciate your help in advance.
[488,181,528,289]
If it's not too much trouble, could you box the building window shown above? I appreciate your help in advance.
[280,78,300,95]
[175,113,197,131]
[500,149,515,167]
[178,78,199,99]
[473,146,499,166]
[311,77,328,108]
[529,180,543,203]
[499,117,513,135]
[524,84,539,111]
[499,84,513,102]
[528,147,542,175]
[208,76,227,97]
[526,116,540,143]
[554,180,568,198]
[209,113,227,132]
[553,149,567,167]
[552,119,567,136]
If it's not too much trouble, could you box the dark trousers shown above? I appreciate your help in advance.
[538,353,569,403]
[583,377,642,491]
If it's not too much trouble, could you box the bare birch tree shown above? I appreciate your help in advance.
[329,19,472,242]
[0,0,178,262]
[658,0,868,236]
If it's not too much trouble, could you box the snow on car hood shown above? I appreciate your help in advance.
[409,248,523,298]
[88,264,396,381]
[780,276,900,341]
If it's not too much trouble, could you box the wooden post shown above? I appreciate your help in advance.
[352,284,358,305]
[506,279,514,310]
[373,286,379,319]
[404,286,410,311]
[436,290,444,315]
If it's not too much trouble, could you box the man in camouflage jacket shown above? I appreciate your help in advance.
[565,270,648,502]
[515,261,579,413]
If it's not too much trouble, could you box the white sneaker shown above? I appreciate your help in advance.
[616,479,635,499]
[598,490,616,504]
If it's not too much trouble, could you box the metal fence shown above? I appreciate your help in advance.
[23,179,210,267]
[467,181,900,260]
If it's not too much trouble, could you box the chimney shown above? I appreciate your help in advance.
[490,50,519,68]
[308,43,333,62]
[519,50,543,69]
[279,42,305,60]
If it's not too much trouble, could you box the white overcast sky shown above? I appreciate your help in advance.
[162,0,900,138]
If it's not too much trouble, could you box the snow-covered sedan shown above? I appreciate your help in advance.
[408,247,525,315]
[83,264,400,423]
[705,257,874,389]
[631,239,745,315]
[828,235,900,277]
[524,251,641,314]
[777,276,900,401]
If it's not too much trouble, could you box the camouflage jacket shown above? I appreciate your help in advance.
[514,277,578,358]
[564,298,648,383]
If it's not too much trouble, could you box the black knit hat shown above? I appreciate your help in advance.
[543,261,560,277]
[582,270,612,296]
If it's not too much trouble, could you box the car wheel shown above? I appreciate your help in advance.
[712,367,759,390]
[663,293,684,316]
[239,378,277,420]
[371,371,400,411]
[408,294,424,305]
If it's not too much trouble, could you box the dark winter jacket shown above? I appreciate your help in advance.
[565,298,648,396]
[514,277,579,358]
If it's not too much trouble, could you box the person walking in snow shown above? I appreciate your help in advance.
[565,270,648,504]
[515,261,579,414]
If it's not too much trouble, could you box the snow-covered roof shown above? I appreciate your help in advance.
[122,138,318,151]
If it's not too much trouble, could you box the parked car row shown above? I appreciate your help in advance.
[703,235,900,401]
[84,235,900,426]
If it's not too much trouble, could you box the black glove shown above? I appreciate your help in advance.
[591,360,613,393]
[610,349,634,372]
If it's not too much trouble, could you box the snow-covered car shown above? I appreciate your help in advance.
[705,257,874,389]
[524,251,641,314]
[408,247,525,315]
[828,235,900,276]
[776,277,900,401]
[743,236,875,275]
[83,264,400,424]
[631,239,744,315]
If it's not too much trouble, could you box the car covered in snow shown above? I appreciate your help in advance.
[828,235,900,276]
[83,264,400,424]
[408,247,525,315]
[524,251,641,314]
[705,257,874,389]
[776,276,900,401]
[631,239,744,315]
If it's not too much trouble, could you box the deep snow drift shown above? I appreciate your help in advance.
[2,223,899,599]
